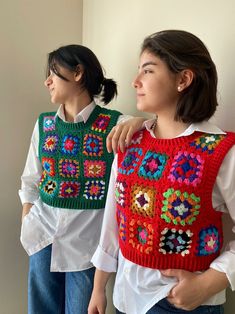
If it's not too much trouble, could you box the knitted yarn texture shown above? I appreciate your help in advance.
[116,129,235,271]
[38,105,121,209]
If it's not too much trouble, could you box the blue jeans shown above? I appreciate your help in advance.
[28,245,95,314]
[116,298,224,314]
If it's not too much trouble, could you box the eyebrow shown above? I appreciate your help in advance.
[139,61,157,69]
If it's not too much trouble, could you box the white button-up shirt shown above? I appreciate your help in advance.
[91,120,235,314]
[19,102,131,272]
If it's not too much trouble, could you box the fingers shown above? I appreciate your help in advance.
[106,124,131,154]
[88,302,105,314]
[106,116,145,153]
[124,127,135,148]
[88,293,107,314]
[161,269,188,279]
[87,306,101,314]
[166,296,178,307]
[106,125,123,153]
[118,125,133,153]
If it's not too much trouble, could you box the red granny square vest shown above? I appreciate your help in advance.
[116,129,235,271]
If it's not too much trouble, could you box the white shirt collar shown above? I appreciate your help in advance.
[144,118,226,138]
[55,101,96,123]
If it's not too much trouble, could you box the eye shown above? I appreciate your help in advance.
[144,69,153,74]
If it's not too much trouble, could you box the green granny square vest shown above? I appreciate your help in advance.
[38,105,121,209]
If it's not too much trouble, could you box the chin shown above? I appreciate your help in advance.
[137,102,157,115]
[50,97,60,104]
[136,102,146,112]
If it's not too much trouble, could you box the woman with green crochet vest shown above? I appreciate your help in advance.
[89,30,235,314]
[19,44,145,314]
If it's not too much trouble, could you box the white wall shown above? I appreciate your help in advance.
[0,1,83,313]
[83,1,235,313]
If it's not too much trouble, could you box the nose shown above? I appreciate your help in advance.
[44,75,52,88]
[132,74,141,89]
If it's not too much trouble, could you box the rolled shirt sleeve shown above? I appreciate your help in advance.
[210,146,235,290]
[18,120,42,205]
[91,156,119,272]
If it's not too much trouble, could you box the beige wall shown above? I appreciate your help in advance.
[83,0,235,313]
[0,1,83,313]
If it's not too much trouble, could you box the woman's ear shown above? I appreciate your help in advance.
[74,65,83,82]
[177,69,194,92]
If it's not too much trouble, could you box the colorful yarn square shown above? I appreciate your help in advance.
[91,114,111,133]
[43,116,56,132]
[131,184,156,217]
[43,180,57,196]
[115,180,127,207]
[138,151,168,180]
[128,219,154,254]
[161,188,200,225]
[118,148,143,175]
[43,135,58,153]
[42,157,56,177]
[83,134,103,157]
[83,180,105,200]
[59,159,79,178]
[190,134,225,154]
[84,160,106,178]
[197,226,220,256]
[61,135,80,156]
[59,181,80,198]
[168,151,204,186]
[117,210,127,242]
[159,228,193,256]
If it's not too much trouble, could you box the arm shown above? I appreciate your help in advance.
[106,115,146,153]
[19,120,42,221]
[22,203,34,222]
[88,269,113,314]
[209,145,235,289]
[162,145,235,310]
[91,156,120,271]
[161,268,229,311]
[89,157,120,312]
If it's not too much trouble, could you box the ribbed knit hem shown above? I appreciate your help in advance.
[120,246,220,272]
[40,194,105,210]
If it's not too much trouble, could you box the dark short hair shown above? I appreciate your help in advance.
[141,30,218,122]
[46,44,117,105]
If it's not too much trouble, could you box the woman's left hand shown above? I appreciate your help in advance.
[161,268,229,311]
[106,117,146,153]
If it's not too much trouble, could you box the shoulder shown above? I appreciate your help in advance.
[38,112,57,132]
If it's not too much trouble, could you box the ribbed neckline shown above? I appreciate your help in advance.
[56,105,102,130]
[142,128,202,146]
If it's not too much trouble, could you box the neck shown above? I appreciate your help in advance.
[154,115,190,139]
[63,91,92,122]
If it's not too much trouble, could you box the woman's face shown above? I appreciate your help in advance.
[132,50,180,116]
[44,65,79,105]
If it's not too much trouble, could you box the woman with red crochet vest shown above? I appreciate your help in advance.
[19,44,145,314]
[88,30,235,314]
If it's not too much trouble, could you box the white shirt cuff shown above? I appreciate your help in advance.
[91,245,118,273]
[18,190,39,205]
[210,251,235,290]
